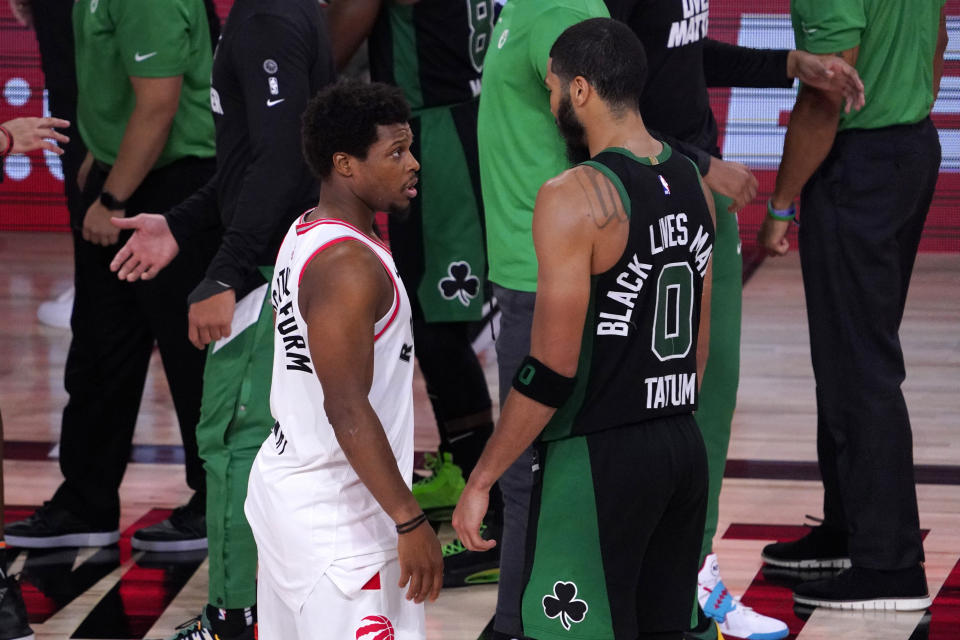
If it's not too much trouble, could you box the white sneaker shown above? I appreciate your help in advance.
[698,553,788,640]
[37,287,74,329]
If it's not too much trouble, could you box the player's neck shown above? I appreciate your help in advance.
[587,112,662,160]
[308,185,377,237]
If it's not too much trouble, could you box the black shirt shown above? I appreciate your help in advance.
[166,0,335,300]
[605,0,793,172]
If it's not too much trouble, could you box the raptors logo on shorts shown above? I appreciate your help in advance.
[356,615,395,640]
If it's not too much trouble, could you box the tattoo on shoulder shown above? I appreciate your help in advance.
[574,167,627,229]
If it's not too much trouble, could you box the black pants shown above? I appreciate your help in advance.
[31,0,86,223]
[51,157,217,527]
[798,117,940,570]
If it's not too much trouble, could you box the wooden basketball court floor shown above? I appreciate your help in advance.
[0,231,957,640]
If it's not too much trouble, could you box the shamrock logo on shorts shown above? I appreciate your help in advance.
[542,581,589,630]
[438,261,480,307]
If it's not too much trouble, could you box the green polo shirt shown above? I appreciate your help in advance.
[792,0,945,131]
[73,0,215,167]
[478,0,609,292]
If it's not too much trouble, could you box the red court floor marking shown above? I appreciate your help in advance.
[928,558,960,640]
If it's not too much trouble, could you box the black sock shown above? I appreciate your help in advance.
[205,604,256,637]
[691,603,713,633]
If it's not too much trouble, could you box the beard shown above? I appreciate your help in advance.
[556,94,591,165]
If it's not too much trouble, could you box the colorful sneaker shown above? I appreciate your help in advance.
[698,554,788,640]
[761,517,849,570]
[793,565,932,611]
[167,609,255,640]
[0,574,34,640]
[132,497,206,552]
[6,502,119,549]
[413,452,465,522]
[442,526,500,588]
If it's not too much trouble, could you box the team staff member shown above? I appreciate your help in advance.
[602,2,865,637]
[6,0,216,551]
[456,19,715,639]
[326,0,497,584]
[759,0,946,611]
[110,0,336,637]
[245,80,442,640]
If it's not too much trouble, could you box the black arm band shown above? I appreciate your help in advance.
[511,355,577,408]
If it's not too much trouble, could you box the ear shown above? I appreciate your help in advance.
[571,76,591,108]
[333,152,352,177]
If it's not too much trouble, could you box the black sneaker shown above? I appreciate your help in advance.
[0,574,34,640]
[5,502,118,549]
[132,498,206,552]
[442,527,500,588]
[761,519,850,569]
[793,565,932,611]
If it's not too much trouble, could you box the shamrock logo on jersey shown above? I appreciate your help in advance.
[438,261,479,307]
[542,581,589,630]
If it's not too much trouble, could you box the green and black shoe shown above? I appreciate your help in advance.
[413,452,466,522]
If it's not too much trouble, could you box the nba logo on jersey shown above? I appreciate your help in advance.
[659,175,671,195]
[356,615,395,640]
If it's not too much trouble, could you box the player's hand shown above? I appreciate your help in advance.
[82,200,121,246]
[188,289,235,349]
[452,483,496,553]
[109,213,180,281]
[787,50,865,113]
[703,158,758,213]
[396,521,443,604]
[757,216,791,257]
[2,116,69,155]
[7,0,33,28]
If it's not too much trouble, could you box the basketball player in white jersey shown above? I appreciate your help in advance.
[244,81,442,640]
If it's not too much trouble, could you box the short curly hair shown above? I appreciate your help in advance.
[302,80,412,179]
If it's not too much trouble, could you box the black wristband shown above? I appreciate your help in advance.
[99,190,127,211]
[511,355,576,408]
[396,512,428,534]
[187,277,233,305]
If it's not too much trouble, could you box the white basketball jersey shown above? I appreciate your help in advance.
[245,213,415,611]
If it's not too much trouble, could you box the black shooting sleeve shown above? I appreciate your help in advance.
[200,13,317,297]
[703,38,793,89]
[164,174,221,249]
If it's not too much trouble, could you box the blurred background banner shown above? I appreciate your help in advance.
[1,0,957,255]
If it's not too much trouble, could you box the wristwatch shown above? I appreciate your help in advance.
[99,191,128,211]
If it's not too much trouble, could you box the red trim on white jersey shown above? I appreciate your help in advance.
[296,236,401,342]
[295,216,390,253]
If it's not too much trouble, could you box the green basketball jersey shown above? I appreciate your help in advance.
[369,0,495,111]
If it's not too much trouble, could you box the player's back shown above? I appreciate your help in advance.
[244,213,415,611]
[542,143,715,442]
